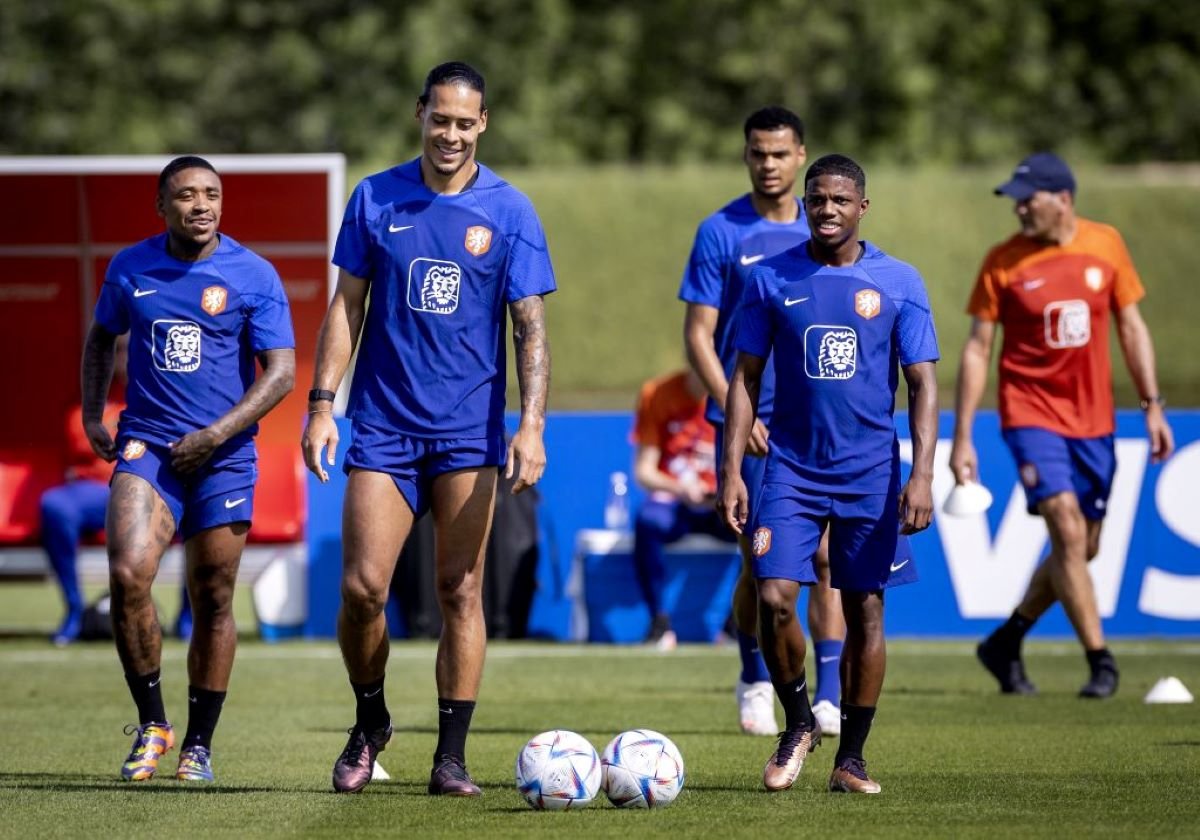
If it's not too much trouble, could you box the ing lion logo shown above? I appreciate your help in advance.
[201,285,227,316]
[164,323,202,371]
[421,264,461,312]
[123,439,146,461]
[855,289,881,319]
[752,527,772,557]
[464,225,492,257]
[817,329,857,379]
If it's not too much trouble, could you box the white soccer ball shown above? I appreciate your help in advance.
[601,729,685,809]
[515,729,603,810]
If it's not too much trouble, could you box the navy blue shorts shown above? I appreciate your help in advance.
[751,481,917,593]
[713,421,769,529]
[344,420,505,517]
[113,437,256,540]
[1002,427,1115,520]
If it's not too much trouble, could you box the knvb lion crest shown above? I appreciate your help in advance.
[123,439,146,461]
[201,285,227,316]
[464,225,493,257]
[855,289,881,319]
[1084,266,1104,292]
[752,527,772,557]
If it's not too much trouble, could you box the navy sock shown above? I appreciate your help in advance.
[774,674,815,730]
[836,703,877,763]
[737,630,772,684]
[125,669,167,726]
[813,639,843,706]
[1086,647,1115,673]
[351,676,390,733]
[434,698,476,763]
[991,610,1035,651]
[183,686,227,750]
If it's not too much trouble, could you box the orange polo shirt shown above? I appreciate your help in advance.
[967,218,1144,437]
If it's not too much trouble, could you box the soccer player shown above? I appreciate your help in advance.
[951,152,1174,699]
[302,61,555,796]
[679,107,845,737]
[721,154,938,794]
[82,155,296,783]
[630,368,734,650]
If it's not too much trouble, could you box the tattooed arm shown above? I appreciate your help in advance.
[170,348,296,472]
[81,322,119,461]
[507,293,550,494]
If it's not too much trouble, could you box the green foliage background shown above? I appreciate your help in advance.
[4,1,1200,165]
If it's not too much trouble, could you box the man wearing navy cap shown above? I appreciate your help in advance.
[950,152,1174,698]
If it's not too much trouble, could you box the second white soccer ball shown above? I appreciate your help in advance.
[601,729,685,809]
[515,729,602,810]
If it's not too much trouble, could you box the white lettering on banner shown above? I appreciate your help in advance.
[899,439,1147,619]
[1141,441,1200,619]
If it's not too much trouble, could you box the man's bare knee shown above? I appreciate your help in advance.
[341,570,389,624]
[758,580,799,627]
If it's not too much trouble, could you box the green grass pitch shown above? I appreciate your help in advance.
[2,580,1198,838]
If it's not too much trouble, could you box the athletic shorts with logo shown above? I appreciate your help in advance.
[1002,427,1115,520]
[344,420,506,517]
[752,480,917,592]
[113,438,256,540]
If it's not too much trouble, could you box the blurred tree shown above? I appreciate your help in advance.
[0,0,1197,163]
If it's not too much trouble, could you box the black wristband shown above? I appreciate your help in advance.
[308,388,336,404]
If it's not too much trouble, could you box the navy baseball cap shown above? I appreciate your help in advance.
[994,152,1076,200]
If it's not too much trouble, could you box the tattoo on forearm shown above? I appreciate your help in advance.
[511,295,550,420]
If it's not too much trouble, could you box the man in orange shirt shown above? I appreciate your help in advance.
[950,153,1174,698]
[630,368,733,650]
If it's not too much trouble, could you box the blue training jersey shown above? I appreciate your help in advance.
[94,232,295,457]
[677,194,809,425]
[335,159,557,440]
[736,241,939,494]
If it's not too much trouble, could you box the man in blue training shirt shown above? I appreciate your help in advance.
[82,156,296,784]
[721,154,938,795]
[302,62,555,797]
[679,107,845,738]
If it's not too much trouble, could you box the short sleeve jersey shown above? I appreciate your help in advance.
[677,195,809,425]
[967,218,1144,438]
[93,233,295,456]
[630,371,718,494]
[736,242,939,494]
[334,159,557,440]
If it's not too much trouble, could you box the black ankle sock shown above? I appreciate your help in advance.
[992,610,1035,650]
[182,686,227,750]
[835,703,876,763]
[434,698,476,762]
[125,669,166,725]
[773,674,814,730]
[1086,647,1115,673]
[351,676,390,732]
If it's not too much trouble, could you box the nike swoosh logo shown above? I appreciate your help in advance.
[224,497,246,509]
[133,289,157,298]
[890,558,911,573]
[148,678,161,688]
[389,224,414,233]
[819,655,839,664]
[1023,279,1045,290]
[363,688,383,698]
[784,296,810,306]
[439,706,452,714]
[189,696,197,703]
[740,254,765,266]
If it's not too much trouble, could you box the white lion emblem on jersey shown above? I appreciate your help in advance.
[407,258,462,314]
[152,320,202,372]
[1044,300,1090,349]
[804,326,857,380]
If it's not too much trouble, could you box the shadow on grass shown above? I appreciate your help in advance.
[0,772,290,794]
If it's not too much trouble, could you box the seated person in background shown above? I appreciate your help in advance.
[631,368,734,650]
[41,336,191,645]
